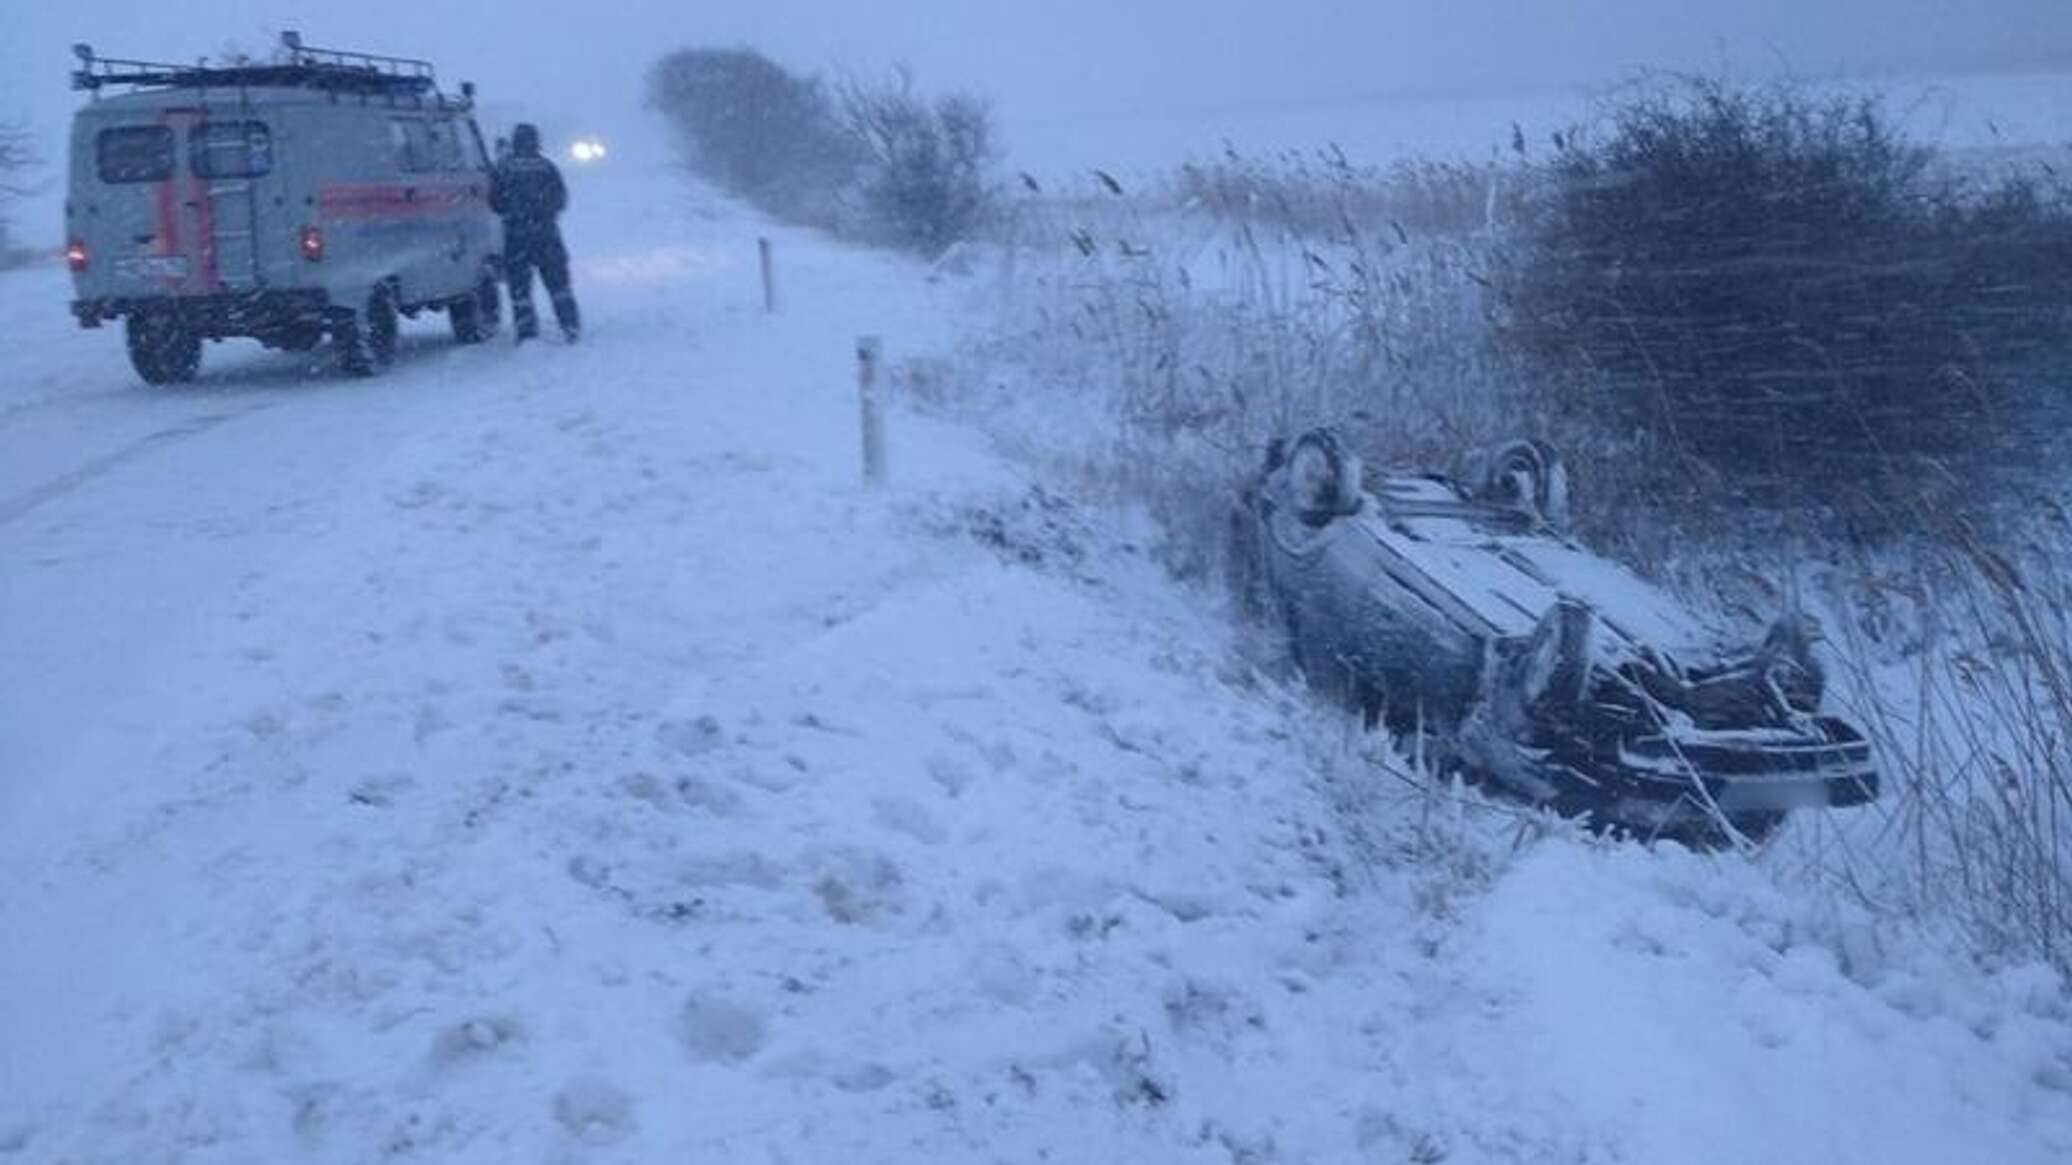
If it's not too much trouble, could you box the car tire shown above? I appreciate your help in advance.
[125,313,201,386]
[1286,429,1361,526]
[338,283,400,376]
[1474,439,1572,533]
[449,273,501,344]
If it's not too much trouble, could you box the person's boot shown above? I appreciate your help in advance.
[552,292,581,345]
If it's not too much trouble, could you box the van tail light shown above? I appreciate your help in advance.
[298,225,324,262]
[66,239,88,273]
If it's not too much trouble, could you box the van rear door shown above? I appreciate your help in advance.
[89,120,195,292]
[86,113,267,295]
[187,119,271,290]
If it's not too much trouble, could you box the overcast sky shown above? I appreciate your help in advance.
[5,0,2070,225]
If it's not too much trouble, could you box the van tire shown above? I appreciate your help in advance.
[449,274,501,344]
[126,313,201,386]
[338,283,400,376]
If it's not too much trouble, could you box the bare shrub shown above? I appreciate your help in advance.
[644,49,998,254]
[0,119,37,258]
[1503,74,2072,504]
[837,68,999,255]
[644,48,861,227]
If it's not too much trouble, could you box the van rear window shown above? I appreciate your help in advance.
[190,121,273,178]
[96,126,175,183]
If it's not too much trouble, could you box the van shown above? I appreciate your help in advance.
[65,32,503,384]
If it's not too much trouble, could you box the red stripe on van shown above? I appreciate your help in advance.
[152,115,182,290]
[317,183,481,220]
[152,176,179,263]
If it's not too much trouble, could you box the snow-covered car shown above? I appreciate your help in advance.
[1237,429,1879,844]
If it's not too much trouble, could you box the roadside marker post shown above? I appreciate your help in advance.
[858,335,885,487]
[758,237,776,313]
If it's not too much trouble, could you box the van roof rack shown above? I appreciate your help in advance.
[70,32,469,108]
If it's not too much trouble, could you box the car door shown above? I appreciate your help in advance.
[455,117,499,274]
[386,116,487,303]
[386,117,437,302]
[422,117,483,299]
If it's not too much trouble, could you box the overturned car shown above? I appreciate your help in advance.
[1237,429,1878,845]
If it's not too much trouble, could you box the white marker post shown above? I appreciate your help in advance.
[858,335,885,488]
[758,237,776,313]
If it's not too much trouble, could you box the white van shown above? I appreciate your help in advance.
[65,33,503,384]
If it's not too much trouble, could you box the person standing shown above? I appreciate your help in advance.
[489,123,580,343]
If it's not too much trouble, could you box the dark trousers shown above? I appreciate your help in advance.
[506,230,580,339]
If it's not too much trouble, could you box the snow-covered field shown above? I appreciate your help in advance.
[1006,65,2072,187]
[3,140,2070,1163]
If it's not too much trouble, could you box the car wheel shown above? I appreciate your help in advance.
[338,283,400,376]
[125,312,201,386]
[1474,439,1571,533]
[1286,429,1361,526]
[1516,597,1594,719]
[449,273,501,344]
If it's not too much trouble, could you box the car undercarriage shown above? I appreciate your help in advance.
[1238,429,1879,846]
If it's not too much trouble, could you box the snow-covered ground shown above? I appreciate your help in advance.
[2,137,2069,1164]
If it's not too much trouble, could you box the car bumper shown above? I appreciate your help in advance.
[72,289,332,334]
[1615,720,1880,811]
[1488,717,1880,825]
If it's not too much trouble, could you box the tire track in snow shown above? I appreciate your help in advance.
[0,384,141,426]
[0,404,271,527]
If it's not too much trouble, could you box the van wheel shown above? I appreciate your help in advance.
[449,274,501,344]
[125,313,201,386]
[338,284,400,376]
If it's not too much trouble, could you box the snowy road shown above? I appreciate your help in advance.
[3,151,2069,1163]
[0,160,1011,1156]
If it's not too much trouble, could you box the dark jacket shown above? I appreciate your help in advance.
[490,137,567,242]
